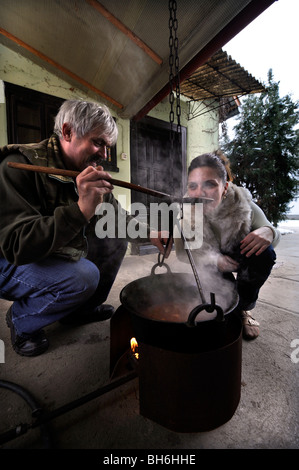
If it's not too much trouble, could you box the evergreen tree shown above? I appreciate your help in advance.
[221,69,299,226]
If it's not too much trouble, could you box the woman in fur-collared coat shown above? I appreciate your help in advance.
[175,151,280,340]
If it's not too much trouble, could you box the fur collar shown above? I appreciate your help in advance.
[206,182,253,254]
[177,183,253,259]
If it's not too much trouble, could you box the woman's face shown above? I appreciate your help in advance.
[187,166,228,213]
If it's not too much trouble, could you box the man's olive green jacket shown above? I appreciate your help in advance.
[0,136,142,266]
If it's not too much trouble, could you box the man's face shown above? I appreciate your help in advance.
[63,127,110,171]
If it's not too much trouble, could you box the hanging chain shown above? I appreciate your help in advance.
[168,0,181,146]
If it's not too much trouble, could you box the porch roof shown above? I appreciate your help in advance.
[181,49,266,102]
[0,0,275,119]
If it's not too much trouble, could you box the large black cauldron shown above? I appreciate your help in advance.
[120,269,239,353]
[118,268,242,432]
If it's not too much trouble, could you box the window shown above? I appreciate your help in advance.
[105,124,119,172]
[5,82,64,143]
[4,82,119,172]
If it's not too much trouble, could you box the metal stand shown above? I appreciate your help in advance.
[0,371,137,446]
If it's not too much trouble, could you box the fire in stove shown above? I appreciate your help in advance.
[110,300,242,433]
[130,337,139,360]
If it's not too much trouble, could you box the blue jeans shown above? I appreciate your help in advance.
[0,237,127,336]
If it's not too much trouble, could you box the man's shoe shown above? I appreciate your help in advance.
[6,307,49,357]
[60,304,115,326]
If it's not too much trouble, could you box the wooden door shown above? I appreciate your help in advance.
[130,116,186,254]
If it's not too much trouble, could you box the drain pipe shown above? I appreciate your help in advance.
[0,380,53,448]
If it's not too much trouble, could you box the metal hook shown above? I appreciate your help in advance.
[186,293,224,327]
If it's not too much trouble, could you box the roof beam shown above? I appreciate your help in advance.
[85,0,163,65]
[0,27,123,109]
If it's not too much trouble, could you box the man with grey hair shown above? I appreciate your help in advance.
[0,99,168,357]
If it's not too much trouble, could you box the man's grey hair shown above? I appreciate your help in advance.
[54,100,118,145]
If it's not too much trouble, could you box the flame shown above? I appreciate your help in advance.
[130,337,139,359]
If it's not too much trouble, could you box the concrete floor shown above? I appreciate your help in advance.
[0,223,298,450]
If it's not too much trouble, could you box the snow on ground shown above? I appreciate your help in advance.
[278,219,299,234]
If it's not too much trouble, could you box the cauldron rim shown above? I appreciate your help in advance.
[119,271,239,326]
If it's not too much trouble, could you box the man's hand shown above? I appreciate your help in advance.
[76,166,113,221]
[240,226,274,257]
[150,230,173,258]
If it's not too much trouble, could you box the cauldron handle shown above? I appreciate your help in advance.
[187,293,224,327]
[151,262,171,276]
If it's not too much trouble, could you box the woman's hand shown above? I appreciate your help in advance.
[240,226,274,257]
[76,166,114,221]
[217,254,239,272]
